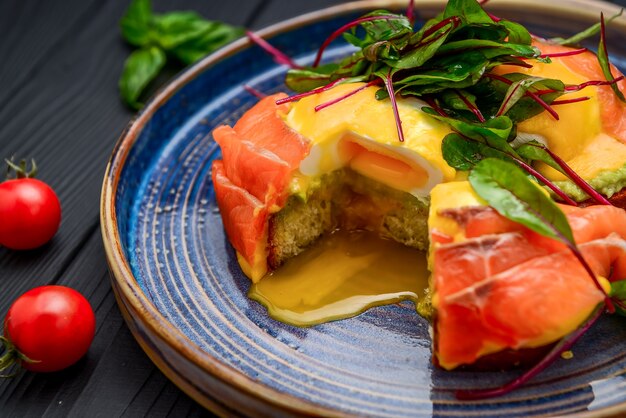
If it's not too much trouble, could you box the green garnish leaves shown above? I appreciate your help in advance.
[119,46,166,110]
[469,158,574,242]
[118,0,243,109]
[442,134,513,170]
[598,13,626,103]
[120,0,152,47]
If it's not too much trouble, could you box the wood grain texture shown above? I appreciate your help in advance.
[0,0,624,416]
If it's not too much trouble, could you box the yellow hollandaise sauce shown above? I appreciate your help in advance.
[248,230,430,327]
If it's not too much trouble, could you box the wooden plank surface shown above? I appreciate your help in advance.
[0,0,625,417]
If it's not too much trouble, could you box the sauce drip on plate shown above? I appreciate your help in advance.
[248,230,430,326]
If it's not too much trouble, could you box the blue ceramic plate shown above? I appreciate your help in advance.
[101,0,626,416]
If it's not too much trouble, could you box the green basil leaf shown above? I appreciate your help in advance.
[120,0,152,46]
[170,24,244,64]
[152,12,214,50]
[119,46,166,109]
[284,64,345,93]
[469,158,575,242]
[552,9,623,46]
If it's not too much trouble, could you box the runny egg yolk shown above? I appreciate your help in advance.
[284,83,456,197]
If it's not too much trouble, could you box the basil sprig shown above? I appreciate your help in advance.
[119,0,243,109]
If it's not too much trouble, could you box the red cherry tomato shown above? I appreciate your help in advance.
[0,178,61,250]
[3,286,96,372]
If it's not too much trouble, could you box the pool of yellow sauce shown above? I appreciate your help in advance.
[248,230,430,327]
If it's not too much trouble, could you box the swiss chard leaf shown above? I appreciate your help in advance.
[443,0,493,25]
[120,0,152,47]
[119,46,166,109]
[500,20,532,45]
[469,158,575,242]
[442,133,515,170]
[515,140,567,176]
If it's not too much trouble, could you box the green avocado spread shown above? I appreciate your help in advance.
[554,163,626,202]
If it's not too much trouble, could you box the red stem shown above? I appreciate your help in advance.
[539,48,587,59]
[243,85,266,99]
[275,78,348,105]
[515,159,578,206]
[315,79,381,111]
[421,16,461,39]
[424,97,449,117]
[406,0,415,25]
[540,145,612,206]
[456,89,486,122]
[550,96,590,105]
[485,73,559,120]
[383,71,405,142]
[246,31,302,69]
[313,15,401,67]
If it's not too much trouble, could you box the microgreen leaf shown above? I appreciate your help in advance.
[552,9,623,46]
[119,46,166,110]
[441,133,514,170]
[443,0,493,25]
[469,158,574,241]
[120,0,152,47]
[598,13,626,102]
[499,20,532,45]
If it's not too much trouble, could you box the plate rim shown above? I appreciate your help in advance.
[100,0,626,416]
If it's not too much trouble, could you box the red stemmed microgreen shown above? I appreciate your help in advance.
[275,78,349,105]
[246,31,302,69]
[456,90,486,122]
[406,0,416,25]
[312,15,405,67]
[485,73,560,120]
[538,48,588,59]
[420,16,461,40]
[550,96,590,105]
[383,71,405,142]
[315,79,381,111]
[243,85,266,99]
[520,142,613,206]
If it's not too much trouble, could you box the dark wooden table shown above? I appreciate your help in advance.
[1,0,625,417]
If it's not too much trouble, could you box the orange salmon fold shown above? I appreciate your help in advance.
[211,94,311,281]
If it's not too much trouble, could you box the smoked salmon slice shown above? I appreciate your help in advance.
[211,94,312,281]
[212,161,269,273]
[432,203,626,369]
